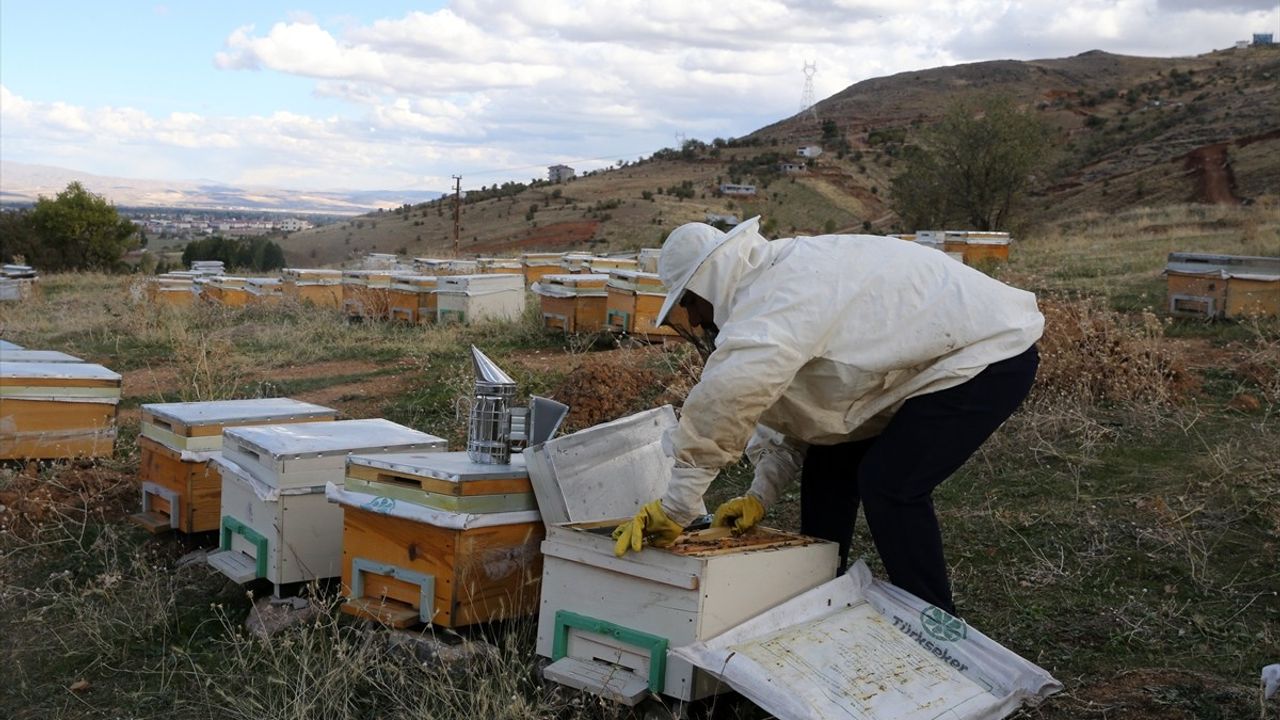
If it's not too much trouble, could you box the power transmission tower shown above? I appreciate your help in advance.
[674,132,687,150]
[451,175,461,255]
[800,62,819,123]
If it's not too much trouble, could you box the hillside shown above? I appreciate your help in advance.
[279,46,1280,265]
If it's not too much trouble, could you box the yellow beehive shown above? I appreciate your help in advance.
[1,361,121,460]
[387,275,438,324]
[604,270,687,338]
[587,257,639,274]
[522,252,564,287]
[962,232,1011,264]
[534,273,610,332]
[342,270,402,320]
[1166,253,1280,319]
[282,268,343,308]
[130,398,337,534]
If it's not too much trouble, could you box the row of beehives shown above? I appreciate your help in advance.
[890,230,1012,265]
[125,392,835,705]
[532,270,691,338]
[0,341,123,461]
[1,264,40,303]
[1164,252,1280,319]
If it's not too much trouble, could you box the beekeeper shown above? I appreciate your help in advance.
[612,217,1043,615]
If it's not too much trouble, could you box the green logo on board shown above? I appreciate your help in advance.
[920,606,966,642]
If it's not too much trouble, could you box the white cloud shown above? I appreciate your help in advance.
[4,1,1278,191]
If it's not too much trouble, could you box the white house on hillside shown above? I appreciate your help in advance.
[718,183,757,197]
[548,164,576,183]
[797,145,823,158]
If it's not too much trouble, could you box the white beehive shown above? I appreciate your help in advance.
[207,419,447,594]
[435,273,526,325]
[525,407,839,705]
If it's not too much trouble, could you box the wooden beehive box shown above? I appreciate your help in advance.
[963,231,1011,264]
[211,276,251,307]
[521,253,563,287]
[942,231,968,254]
[342,271,401,320]
[245,278,282,305]
[282,268,343,309]
[1165,253,1279,319]
[0,361,122,460]
[207,419,446,595]
[559,253,595,274]
[129,398,337,534]
[333,451,544,628]
[414,258,454,276]
[534,273,609,332]
[387,275,437,324]
[448,259,479,275]
[436,273,526,325]
[604,271,685,338]
[525,408,839,704]
[587,257,639,274]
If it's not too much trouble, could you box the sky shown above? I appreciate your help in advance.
[1,0,1277,193]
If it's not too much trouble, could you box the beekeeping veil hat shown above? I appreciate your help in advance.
[656,216,761,326]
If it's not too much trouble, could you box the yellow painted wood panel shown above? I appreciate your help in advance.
[1225,277,1280,318]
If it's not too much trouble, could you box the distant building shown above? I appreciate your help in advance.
[277,217,311,232]
[1235,40,1251,50]
[718,183,757,197]
[1254,33,1275,46]
[797,145,823,158]
[548,164,576,183]
[779,161,807,174]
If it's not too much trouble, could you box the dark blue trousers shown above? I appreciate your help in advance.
[800,345,1039,616]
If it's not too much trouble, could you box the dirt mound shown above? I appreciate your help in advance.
[1182,143,1240,205]
[0,462,135,538]
[552,361,662,430]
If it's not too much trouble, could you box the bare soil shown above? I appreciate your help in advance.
[1182,143,1240,205]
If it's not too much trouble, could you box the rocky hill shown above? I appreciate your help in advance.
[279,46,1280,265]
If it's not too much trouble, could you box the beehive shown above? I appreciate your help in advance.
[386,275,437,324]
[963,231,1011,264]
[147,274,198,307]
[1165,253,1280,319]
[342,270,401,320]
[207,419,446,594]
[533,273,609,332]
[245,278,282,305]
[521,253,564,287]
[414,258,454,276]
[129,398,337,534]
[587,257,639,274]
[333,451,543,628]
[2,350,82,363]
[604,270,686,338]
[526,408,838,704]
[0,361,122,460]
[435,274,526,325]
[447,259,480,275]
[558,253,595,274]
[210,276,251,307]
[477,257,523,275]
[282,268,342,308]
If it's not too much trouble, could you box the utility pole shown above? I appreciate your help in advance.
[451,175,461,256]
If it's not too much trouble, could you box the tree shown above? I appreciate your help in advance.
[9,182,138,270]
[889,95,1050,231]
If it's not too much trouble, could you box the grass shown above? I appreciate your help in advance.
[2,202,1279,719]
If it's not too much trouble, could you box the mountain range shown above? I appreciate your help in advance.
[0,161,442,215]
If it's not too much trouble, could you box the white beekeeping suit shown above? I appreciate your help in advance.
[656,217,1044,525]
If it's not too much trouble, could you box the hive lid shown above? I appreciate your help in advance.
[0,361,121,383]
[0,340,25,351]
[523,405,676,525]
[143,398,335,427]
[438,273,524,292]
[348,450,528,481]
[2,350,82,363]
[224,418,446,459]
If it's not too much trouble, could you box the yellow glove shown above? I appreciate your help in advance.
[712,494,765,535]
[612,500,683,557]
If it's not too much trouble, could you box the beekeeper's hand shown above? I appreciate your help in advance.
[712,493,766,535]
[613,500,683,557]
